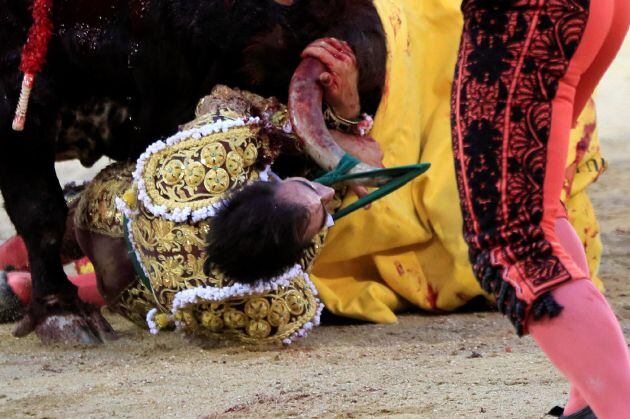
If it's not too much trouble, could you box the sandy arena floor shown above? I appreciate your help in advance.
[0,38,628,419]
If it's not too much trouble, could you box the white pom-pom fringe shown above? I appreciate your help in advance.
[146,308,159,335]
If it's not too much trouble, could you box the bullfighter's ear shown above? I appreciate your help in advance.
[273,0,294,5]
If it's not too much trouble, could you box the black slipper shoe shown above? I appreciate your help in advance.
[0,271,24,323]
[548,406,597,418]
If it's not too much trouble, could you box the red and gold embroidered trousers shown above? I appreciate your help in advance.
[451,0,629,334]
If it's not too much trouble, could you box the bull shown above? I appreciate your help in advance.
[0,0,387,343]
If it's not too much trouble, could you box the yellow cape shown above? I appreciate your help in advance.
[311,0,605,323]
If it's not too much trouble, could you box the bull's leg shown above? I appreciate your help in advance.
[0,79,114,344]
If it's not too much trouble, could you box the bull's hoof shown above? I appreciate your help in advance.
[34,312,114,345]
[0,271,24,323]
[12,294,117,345]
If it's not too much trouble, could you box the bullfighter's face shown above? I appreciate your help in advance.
[274,177,335,242]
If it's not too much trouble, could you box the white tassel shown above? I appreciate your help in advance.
[12,73,34,132]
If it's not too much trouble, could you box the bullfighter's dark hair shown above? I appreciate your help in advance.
[204,181,311,283]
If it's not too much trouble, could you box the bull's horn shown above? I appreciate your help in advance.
[288,58,386,186]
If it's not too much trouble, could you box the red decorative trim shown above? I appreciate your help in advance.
[12,0,54,131]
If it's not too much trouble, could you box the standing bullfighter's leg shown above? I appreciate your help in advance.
[0,79,114,344]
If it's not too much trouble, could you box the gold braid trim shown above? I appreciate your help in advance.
[110,277,157,329]
[74,161,135,238]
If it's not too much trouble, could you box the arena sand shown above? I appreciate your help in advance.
[0,38,628,419]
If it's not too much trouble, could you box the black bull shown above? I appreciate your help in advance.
[0,0,386,343]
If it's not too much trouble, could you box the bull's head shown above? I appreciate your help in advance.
[241,0,386,119]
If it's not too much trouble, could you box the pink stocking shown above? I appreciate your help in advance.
[529,280,630,418]
[554,218,589,415]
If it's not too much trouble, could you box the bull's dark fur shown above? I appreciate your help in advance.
[0,0,386,336]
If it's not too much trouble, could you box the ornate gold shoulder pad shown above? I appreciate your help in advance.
[135,119,264,222]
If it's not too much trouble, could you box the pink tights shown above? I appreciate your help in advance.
[527,0,630,415]
[528,219,630,418]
